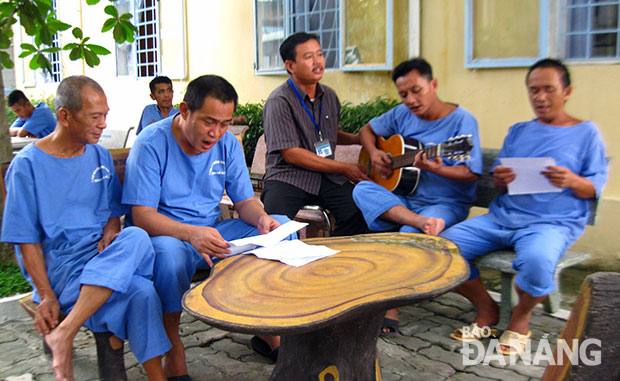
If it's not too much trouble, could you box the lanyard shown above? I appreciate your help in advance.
[288,78,323,140]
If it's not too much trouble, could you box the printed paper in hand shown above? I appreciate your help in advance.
[227,220,308,255]
[500,157,562,195]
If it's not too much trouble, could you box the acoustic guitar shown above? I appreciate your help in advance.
[358,134,473,196]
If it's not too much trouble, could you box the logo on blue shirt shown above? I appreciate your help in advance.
[91,166,111,183]
[209,160,226,176]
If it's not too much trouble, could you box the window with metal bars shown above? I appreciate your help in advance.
[562,0,620,60]
[42,0,61,82]
[115,0,159,77]
[255,0,340,73]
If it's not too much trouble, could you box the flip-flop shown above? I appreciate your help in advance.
[450,322,498,342]
[380,318,399,336]
[250,336,279,363]
[498,329,532,355]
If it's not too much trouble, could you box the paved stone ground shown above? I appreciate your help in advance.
[0,292,566,381]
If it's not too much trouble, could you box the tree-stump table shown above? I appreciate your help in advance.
[183,232,469,381]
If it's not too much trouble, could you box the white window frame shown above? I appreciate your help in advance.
[464,0,549,68]
[559,0,620,63]
[254,0,406,75]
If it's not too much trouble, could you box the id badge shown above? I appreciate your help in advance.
[314,139,332,157]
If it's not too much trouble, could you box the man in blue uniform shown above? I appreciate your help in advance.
[1,76,170,380]
[123,75,293,377]
[8,89,56,137]
[137,76,180,135]
[353,58,482,334]
[442,59,607,355]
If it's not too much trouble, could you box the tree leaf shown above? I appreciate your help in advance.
[120,13,133,21]
[63,43,78,50]
[83,49,99,67]
[120,22,136,43]
[41,46,61,53]
[0,3,16,18]
[69,47,81,60]
[104,5,118,18]
[37,53,52,73]
[86,44,111,55]
[86,0,101,5]
[101,18,115,33]
[0,33,10,49]
[18,50,34,58]
[112,23,126,43]
[29,54,40,70]
[18,11,37,35]
[72,27,83,39]
[20,43,37,52]
[38,25,53,46]
[47,17,71,32]
[0,51,14,69]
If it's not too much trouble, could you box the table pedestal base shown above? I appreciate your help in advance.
[271,312,384,381]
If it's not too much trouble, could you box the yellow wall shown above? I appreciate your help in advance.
[11,0,619,263]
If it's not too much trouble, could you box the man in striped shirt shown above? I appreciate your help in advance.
[261,32,369,237]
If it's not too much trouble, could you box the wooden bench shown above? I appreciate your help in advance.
[1,148,132,381]
[472,148,594,329]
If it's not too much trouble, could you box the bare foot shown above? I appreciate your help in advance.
[44,327,75,381]
[421,217,445,235]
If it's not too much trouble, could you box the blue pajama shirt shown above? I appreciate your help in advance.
[1,144,170,363]
[353,104,482,232]
[441,119,608,297]
[137,104,179,134]
[123,117,294,313]
[11,102,56,137]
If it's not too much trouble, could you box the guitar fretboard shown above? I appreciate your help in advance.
[391,145,441,169]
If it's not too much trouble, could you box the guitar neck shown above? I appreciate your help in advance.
[391,145,441,169]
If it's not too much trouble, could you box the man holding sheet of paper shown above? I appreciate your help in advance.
[441,59,607,354]
[123,75,293,375]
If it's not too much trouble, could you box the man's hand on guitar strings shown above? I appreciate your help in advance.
[413,151,443,172]
[370,150,392,178]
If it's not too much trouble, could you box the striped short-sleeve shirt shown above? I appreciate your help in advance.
[262,79,346,195]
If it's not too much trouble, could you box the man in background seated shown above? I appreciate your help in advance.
[8,89,56,138]
[261,32,369,237]
[352,58,482,335]
[137,76,179,134]
[441,59,607,355]
[123,75,293,376]
[1,75,170,381]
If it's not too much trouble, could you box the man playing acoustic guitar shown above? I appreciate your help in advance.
[353,58,482,335]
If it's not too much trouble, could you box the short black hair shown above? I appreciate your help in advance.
[279,32,320,62]
[149,76,173,94]
[7,90,29,107]
[526,58,571,88]
[392,58,433,83]
[183,75,238,112]
[55,76,105,115]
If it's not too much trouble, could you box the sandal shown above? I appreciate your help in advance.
[450,322,498,342]
[498,329,532,355]
[380,318,399,336]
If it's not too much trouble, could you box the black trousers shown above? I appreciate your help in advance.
[261,178,367,237]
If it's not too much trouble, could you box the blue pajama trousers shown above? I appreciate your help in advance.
[352,181,468,233]
[440,214,574,297]
[68,227,171,363]
[152,215,293,313]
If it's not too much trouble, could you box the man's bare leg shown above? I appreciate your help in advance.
[163,311,187,377]
[44,285,113,381]
[498,285,547,352]
[143,356,166,381]
[381,205,446,235]
[258,335,280,351]
[456,277,499,328]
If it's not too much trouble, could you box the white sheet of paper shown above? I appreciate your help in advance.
[248,239,340,267]
[500,157,561,195]
[227,220,308,255]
